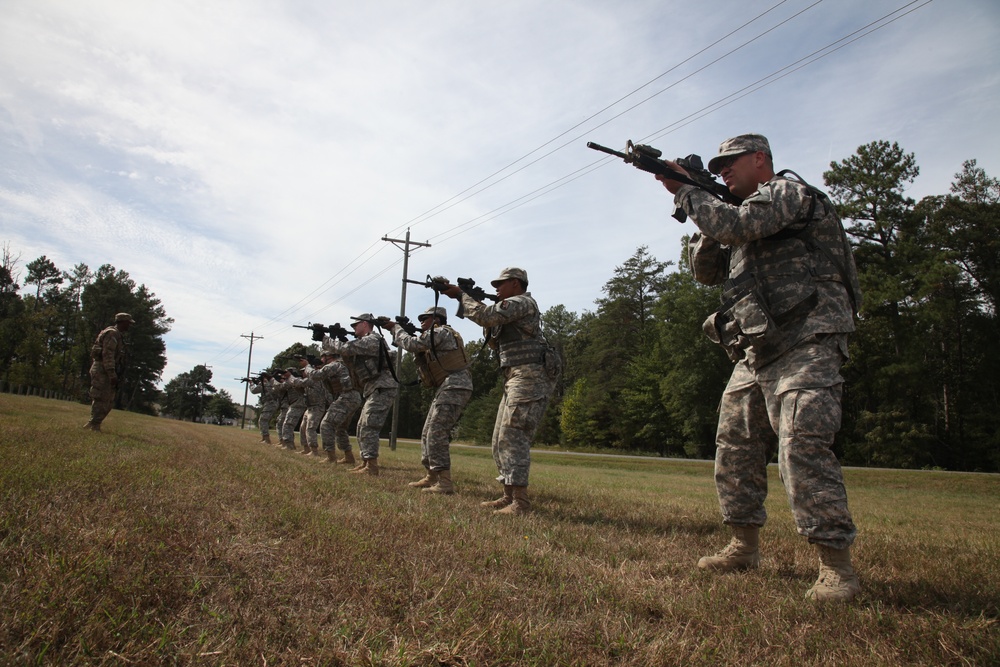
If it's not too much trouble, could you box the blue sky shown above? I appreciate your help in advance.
[2,0,998,403]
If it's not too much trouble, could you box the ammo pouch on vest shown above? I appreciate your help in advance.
[702,289,777,361]
[704,271,819,363]
[498,338,545,368]
[416,329,471,388]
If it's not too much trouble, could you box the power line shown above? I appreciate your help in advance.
[206,0,932,368]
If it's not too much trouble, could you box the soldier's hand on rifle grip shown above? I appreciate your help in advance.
[656,159,689,194]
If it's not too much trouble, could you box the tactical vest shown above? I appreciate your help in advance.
[416,325,470,388]
[707,174,860,366]
[491,299,546,368]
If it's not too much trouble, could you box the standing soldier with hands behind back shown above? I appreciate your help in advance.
[83,312,134,432]
[439,268,559,515]
[384,306,473,494]
[656,134,863,602]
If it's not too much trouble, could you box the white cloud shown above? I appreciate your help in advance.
[2,0,998,401]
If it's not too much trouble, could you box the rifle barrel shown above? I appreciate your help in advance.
[587,141,628,159]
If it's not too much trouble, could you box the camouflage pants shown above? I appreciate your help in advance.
[714,334,857,550]
[357,387,397,461]
[320,390,362,452]
[276,407,288,438]
[302,405,325,448]
[282,406,306,444]
[422,387,472,471]
[492,364,554,487]
[88,362,116,425]
[258,402,278,438]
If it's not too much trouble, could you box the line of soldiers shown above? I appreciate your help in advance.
[250,267,560,513]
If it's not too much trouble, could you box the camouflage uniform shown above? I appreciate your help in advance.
[393,315,473,471]
[272,379,290,439]
[311,359,363,453]
[289,367,327,450]
[679,161,862,550]
[457,290,556,487]
[323,328,398,461]
[85,313,132,429]
[250,376,278,439]
[281,373,308,445]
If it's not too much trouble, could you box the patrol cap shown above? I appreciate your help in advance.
[350,313,375,326]
[490,267,528,288]
[115,312,135,323]
[707,134,772,175]
[418,306,448,323]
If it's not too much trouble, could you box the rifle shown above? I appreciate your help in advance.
[586,140,742,222]
[404,274,498,302]
[293,322,351,342]
[236,372,267,384]
[394,315,419,336]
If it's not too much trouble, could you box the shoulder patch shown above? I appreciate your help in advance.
[743,185,773,205]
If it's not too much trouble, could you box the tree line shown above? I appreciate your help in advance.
[0,250,172,414]
[6,140,997,471]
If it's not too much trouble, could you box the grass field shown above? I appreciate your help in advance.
[1,394,998,666]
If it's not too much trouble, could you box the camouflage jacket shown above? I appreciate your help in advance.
[393,325,473,392]
[457,292,547,369]
[322,332,398,397]
[250,378,277,407]
[92,325,127,378]
[678,174,861,369]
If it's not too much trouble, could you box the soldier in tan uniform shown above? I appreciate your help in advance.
[657,134,863,602]
[385,306,473,494]
[440,268,559,514]
[84,312,134,432]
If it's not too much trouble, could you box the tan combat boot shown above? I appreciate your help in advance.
[260,433,272,445]
[325,449,337,463]
[494,486,529,514]
[424,469,454,495]
[697,526,760,572]
[83,421,101,432]
[481,485,514,509]
[805,545,861,602]
[360,458,379,476]
[408,469,438,489]
[350,458,369,473]
[338,449,357,466]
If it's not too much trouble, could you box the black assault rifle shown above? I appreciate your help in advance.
[293,322,352,342]
[236,371,270,384]
[586,140,742,222]
[404,274,498,302]
[393,315,419,336]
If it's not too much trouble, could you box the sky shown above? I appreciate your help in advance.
[2,0,999,406]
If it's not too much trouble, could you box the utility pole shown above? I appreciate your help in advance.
[381,229,431,450]
[240,332,262,429]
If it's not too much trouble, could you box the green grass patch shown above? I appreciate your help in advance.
[1,394,998,665]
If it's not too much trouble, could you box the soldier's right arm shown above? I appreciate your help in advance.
[688,232,729,286]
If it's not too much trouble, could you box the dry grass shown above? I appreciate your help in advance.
[1,394,997,666]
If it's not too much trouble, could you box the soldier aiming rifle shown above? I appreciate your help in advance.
[293,322,353,343]
[587,139,742,221]
[405,274,498,302]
